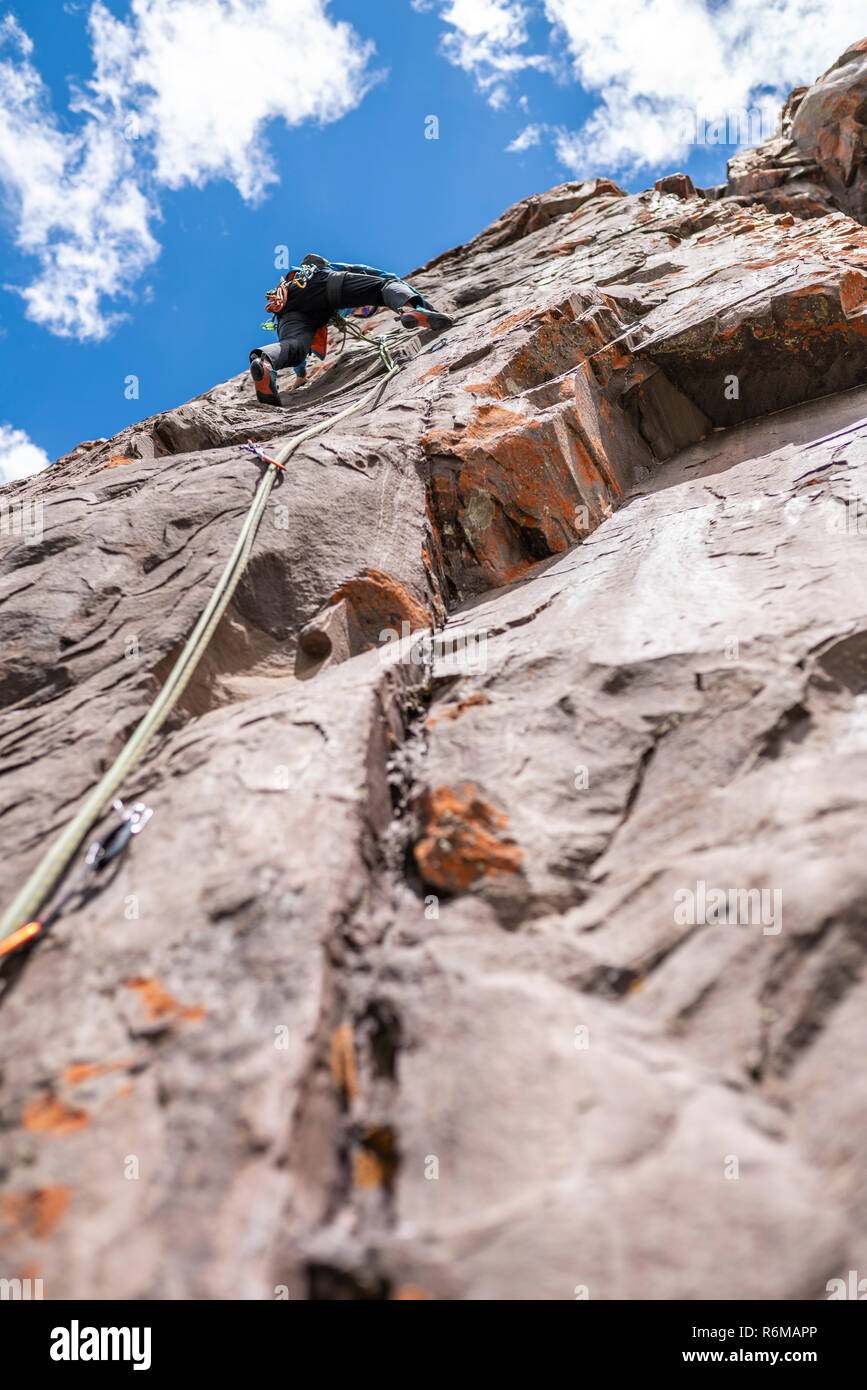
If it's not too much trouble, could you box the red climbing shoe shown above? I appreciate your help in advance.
[249,353,283,406]
[399,306,454,333]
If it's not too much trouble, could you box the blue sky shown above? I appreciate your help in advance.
[0,0,863,480]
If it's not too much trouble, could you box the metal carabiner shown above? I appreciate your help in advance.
[85,799,154,873]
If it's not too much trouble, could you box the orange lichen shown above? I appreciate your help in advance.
[839,269,867,317]
[331,568,431,634]
[424,386,622,589]
[491,306,543,337]
[63,1061,129,1088]
[330,1022,360,1106]
[23,1096,90,1136]
[414,783,523,892]
[353,1150,384,1189]
[425,693,490,727]
[463,378,505,398]
[125,977,207,1024]
[1,1187,70,1240]
[352,1127,399,1191]
[90,454,134,474]
[424,303,629,586]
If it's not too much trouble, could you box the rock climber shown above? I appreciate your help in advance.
[249,253,453,405]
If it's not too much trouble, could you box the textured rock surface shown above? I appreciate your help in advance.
[2,41,867,1300]
[722,39,867,223]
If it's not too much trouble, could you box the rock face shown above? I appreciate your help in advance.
[2,41,867,1301]
[722,39,867,223]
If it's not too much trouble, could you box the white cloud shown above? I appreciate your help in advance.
[426,0,867,174]
[86,0,380,201]
[507,121,546,151]
[417,0,547,106]
[0,2,378,340]
[544,0,867,176]
[0,423,51,483]
[0,16,160,341]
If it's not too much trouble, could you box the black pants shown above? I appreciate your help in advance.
[254,272,419,370]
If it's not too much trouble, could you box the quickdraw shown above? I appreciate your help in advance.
[241,439,287,472]
[0,800,153,961]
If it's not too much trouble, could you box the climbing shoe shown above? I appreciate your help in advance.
[300,252,329,269]
[249,353,282,406]
[399,306,454,333]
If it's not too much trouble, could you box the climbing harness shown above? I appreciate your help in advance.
[0,335,400,961]
[291,257,330,291]
[0,800,153,960]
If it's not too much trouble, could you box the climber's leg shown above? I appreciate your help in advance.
[248,347,282,406]
[379,277,454,332]
[275,313,317,368]
[395,301,455,333]
[337,273,454,333]
[334,273,413,311]
[249,315,315,403]
[380,278,423,311]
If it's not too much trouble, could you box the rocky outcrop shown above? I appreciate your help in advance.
[2,40,867,1301]
[721,39,867,223]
